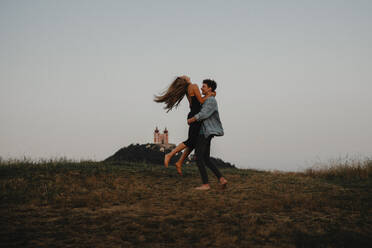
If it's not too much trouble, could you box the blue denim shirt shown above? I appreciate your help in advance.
[194,96,224,138]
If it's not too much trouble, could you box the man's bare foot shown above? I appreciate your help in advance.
[164,153,171,168]
[219,177,228,189]
[195,184,210,190]
[175,162,182,176]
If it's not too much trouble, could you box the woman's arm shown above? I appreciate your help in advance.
[192,84,216,104]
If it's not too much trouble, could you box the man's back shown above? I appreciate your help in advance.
[195,97,224,137]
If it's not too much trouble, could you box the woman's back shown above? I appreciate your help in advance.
[187,83,202,115]
[190,95,201,113]
[184,87,202,151]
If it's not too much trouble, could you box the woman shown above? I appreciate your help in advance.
[154,75,214,175]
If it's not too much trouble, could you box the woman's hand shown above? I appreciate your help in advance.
[207,91,216,97]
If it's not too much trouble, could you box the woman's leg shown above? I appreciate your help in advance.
[164,142,186,168]
[175,147,193,175]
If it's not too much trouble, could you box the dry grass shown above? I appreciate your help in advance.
[0,160,371,247]
[304,157,372,181]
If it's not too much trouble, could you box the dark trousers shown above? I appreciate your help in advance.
[195,134,223,184]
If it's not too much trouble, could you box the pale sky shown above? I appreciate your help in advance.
[1,0,371,171]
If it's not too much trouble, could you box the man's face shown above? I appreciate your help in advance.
[201,83,211,96]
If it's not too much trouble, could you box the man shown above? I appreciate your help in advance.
[187,79,228,190]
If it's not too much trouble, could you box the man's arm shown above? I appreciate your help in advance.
[187,116,197,124]
[187,98,217,124]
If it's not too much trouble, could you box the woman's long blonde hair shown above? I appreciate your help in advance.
[154,76,190,112]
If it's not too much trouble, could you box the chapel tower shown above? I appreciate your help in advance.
[154,127,160,143]
[153,127,169,145]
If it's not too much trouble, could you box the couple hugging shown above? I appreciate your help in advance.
[155,76,228,190]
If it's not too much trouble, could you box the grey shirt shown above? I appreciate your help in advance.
[194,96,224,138]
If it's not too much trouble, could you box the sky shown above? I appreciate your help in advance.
[1,0,371,171]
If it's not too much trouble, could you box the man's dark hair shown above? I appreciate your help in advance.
[202,79,217,92]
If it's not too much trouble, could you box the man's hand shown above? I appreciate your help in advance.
[187,117,196,125]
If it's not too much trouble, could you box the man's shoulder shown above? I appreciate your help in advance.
[205,96,217,104]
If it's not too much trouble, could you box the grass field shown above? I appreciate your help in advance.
[1,159,371,247]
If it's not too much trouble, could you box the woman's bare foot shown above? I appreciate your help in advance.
[164,153,171,168]
[175,161,183,176]
[195,184,210,190]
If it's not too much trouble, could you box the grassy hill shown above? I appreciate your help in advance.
[0,159,371,247]
[104,143,236,168]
